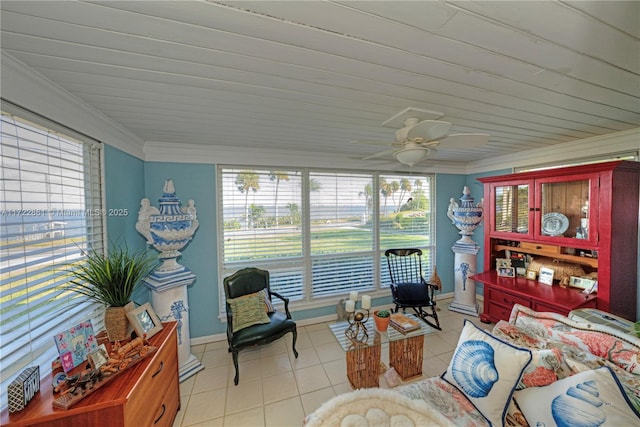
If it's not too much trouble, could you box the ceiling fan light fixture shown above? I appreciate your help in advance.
[393,147,429,167]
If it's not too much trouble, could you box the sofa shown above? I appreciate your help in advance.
[305,304,640,426]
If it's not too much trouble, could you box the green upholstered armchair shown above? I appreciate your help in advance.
[223,267,298,385]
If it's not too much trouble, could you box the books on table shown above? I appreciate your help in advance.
[389,313,420,333]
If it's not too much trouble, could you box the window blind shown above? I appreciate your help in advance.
[378,175,434,287]
[219,166,435,308]
[0,112,105,410]
[219,168,305,300]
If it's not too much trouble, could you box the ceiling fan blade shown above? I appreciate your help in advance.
[349,139,396,146]
[362,148,397,160]
[440,133,490,148]
[407,120,451,142]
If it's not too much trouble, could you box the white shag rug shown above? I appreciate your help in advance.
[304,388,455,427]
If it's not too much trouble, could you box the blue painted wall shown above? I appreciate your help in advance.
[434,174,467,293]
[143,162,219,338]
[103,145,149,304]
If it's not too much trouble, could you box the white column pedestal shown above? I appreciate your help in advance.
[449,238,480,317]
[145,268,204,382]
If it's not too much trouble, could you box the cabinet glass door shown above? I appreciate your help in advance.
[538,177,594,243]
[492,182,531,236]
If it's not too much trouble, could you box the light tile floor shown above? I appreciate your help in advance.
[172,299,493,427]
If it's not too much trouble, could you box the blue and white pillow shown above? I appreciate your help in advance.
[514,366,640,426]
[443,320,532,426]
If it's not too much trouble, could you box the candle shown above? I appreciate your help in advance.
[361,295,371,309]
[349,291,358,302]
[345,299,355,313]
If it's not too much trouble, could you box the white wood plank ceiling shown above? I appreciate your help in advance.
[1,1,638,166]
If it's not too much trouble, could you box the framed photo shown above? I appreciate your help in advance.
[496,258,512,269]
[87,344,109,370]
[526,270,537,280]
[569,276,597,291]
[126,303,163,339]
[53,320,99,373]
[538,267,555,285]
[497,267,516,278]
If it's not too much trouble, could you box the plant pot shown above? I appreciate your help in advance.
[373,311,390,332]
[104,302,134,342]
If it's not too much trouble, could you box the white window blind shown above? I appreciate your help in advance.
[219,166,435,308]
[0,111,105,410]
[378,175,434,288]
[309,172,374,296]
[219,168,304,299]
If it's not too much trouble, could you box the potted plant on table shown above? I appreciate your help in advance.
[65,245,156,342]
[373,309,391,332]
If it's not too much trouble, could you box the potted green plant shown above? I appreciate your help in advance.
[65,245,156,342]
[373,309,391,332]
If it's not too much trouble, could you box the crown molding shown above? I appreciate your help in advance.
[1,52,145,159]
[466,128,640,174]
[143,141,470,174]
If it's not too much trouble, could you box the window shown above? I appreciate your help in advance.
[0,110,105,410]
[218,167,434,309]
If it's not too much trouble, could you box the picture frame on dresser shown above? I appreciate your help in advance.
[538,267,555,285]
[569,276,597,290]
[497,267,516,278]
[496,258,511,269]
[127,303,163,339]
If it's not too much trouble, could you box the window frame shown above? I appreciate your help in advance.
[217,166,435,314]
[0,105,106,411]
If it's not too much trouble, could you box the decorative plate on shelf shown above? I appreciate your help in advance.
[541,212,569,236]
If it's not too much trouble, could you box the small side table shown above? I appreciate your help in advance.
[387,315,433,380]
[329,319,381,388]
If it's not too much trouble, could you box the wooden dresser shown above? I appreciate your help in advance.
[1,322,180,427]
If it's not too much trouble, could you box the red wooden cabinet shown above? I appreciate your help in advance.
[474,160,639,322]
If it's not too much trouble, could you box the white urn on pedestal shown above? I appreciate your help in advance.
[136,179,204,382]
[447,186,484,316]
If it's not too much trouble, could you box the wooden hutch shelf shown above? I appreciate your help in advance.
[493,244,598,269]
[1,322,180,427]
[472,160,639,322]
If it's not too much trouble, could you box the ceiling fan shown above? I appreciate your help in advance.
[352,107,490,167]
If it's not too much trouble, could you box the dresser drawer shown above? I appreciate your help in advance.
[487,303,516,322]
[151,383,180,427]
[489,289,531,309]
[125,328,178,426]
[519,242,560,254]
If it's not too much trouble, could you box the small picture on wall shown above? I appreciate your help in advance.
[538,267,555,285]
[497,267,516,278]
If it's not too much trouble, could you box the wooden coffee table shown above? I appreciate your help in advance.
[387,314,434,380]
[329,319,381,388]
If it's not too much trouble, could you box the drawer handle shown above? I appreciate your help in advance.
[154,404,166,424]
[152,361,164,378]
